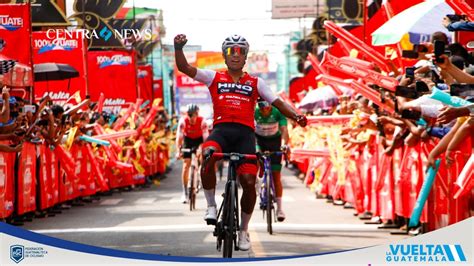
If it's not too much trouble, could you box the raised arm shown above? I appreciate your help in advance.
[174,34,197,78]
[257,78,307,127]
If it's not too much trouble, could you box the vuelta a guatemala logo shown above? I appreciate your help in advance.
[386,244,467,263]
[10,245,25,263]
[97,55,132,69]
[0,16,23,31]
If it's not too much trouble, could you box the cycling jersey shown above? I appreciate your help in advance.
[254,106,287,138]
[194,69,277,129]
[176,116,208,149]
[182,116,204,139]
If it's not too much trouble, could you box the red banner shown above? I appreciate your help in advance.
[137,65,153,102]
[32,31,88,106]
[0,4,33,89]
[87,50,138,113]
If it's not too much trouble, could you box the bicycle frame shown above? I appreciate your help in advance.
[259,154,277,210]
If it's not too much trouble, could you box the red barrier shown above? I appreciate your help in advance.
[38,144,53,210]
[47,146,60,207]
[16,142,37,216]
[54,145,76,203]
[0,143,15,218]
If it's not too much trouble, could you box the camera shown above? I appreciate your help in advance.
[450,84,474,97]
[20,105,36,113]
[446,14,467,22]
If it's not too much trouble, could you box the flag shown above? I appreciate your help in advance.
[65,90,82,106]
[0,60,16,75]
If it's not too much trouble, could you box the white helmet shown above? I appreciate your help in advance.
[222,34,249,54]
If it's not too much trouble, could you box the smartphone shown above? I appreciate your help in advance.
[401,109,422,120]
[450,84,474,97]
[434,40,446,63]
[413,44,429,53]
[21,105,36,113]
[405,67,416,79]
[395,86,419,99]
[415,81,430,93]
[402,50,419,59]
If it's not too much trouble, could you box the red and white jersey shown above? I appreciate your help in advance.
[194,69,277,129]
[177,116,208,139]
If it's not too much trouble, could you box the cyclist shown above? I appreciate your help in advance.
[174,33,307,251]
[255,99,290,222]
[176,104,208,203]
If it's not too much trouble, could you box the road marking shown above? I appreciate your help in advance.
[282,195,295,202]
[134,198,156,204]
[99,199,123,206]
[249,229,265,257]
[33,223,382,234]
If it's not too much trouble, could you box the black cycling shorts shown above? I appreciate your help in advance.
[256,134,282,170]
[183,136,203,159]
[206,123,256,155]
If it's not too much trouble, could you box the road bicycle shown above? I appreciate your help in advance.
[257,150,285,235]
[206,150,257,258]
[181,147,200,211]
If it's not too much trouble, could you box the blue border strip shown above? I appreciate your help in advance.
[0,222,365,262]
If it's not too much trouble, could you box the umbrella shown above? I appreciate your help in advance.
[372,0,453,46]
[33,63,79,81]
[298,85,353,112]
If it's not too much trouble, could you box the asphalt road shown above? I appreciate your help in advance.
[21,160,407,258]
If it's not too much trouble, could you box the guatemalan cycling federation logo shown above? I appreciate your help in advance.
[10,245,24,263]
[0,16,23,31]
[97,55,132,68]
[385,244,466,263]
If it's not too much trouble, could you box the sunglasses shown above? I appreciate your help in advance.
[225,46,248,56]
[258,101,271,109]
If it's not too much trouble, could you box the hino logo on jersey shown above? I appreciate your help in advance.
[217,82,253,96]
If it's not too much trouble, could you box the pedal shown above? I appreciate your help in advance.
[206,218,217,225]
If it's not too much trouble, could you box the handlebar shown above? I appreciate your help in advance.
[212,152,257,161]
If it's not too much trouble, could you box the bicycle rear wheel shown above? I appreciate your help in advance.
[223,181,236,258]
[265,173,273,235]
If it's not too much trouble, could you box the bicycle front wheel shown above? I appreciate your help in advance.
[266,173,273,235]
[223,181,236,258]
[188,165,195,211]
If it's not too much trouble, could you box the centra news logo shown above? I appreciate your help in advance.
[386,244,467,263]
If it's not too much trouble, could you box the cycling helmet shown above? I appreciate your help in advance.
[222,34,249,54]
[186,104,199,116]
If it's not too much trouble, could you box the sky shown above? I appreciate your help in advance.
[123,0,314,56]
